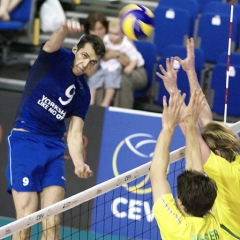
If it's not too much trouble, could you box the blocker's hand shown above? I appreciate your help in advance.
[162,90,186,129]
[156,57,178,94]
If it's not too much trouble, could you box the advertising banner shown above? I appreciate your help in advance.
[91,107,185,239]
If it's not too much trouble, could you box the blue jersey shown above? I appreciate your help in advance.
[13,45,90,137]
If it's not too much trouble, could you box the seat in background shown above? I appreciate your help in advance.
[153,5,192,55]
[196,0,223,13]
[196,12,238,64]
[203,1,240,49]
[0,0,37,63]
[209,63,240,117]
[217,51,240,66]
[133,40,158,99]
[159,0,199,37]
[154,44,204,106]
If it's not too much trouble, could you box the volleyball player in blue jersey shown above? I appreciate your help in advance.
[6,19,105,240]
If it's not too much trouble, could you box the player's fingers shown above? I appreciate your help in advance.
[83,170,93,179]
[76,171,84,178]
[83,172,88,179]
[80,24,84,31]
[180,92,186,106]
[165,58,170,70]
[156,71,164,80]
[169,57,175,70]
[169,92,174,106]
[88,171,94,177]
[159,64,166,74]
[189,37,194,49]
[67,19,71,28]
[174,56,182,64]
[76,21,81,30]
[71,20,76,29]
[163,95,167,109]
[186,38,190,51]
[176,91,184,111]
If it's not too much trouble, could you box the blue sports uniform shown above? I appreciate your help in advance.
[6,44,90,194]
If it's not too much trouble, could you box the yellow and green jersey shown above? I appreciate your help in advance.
[204,151,240,240]
[153,193,221,240]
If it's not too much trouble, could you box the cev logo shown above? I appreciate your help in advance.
[112,133,156,195]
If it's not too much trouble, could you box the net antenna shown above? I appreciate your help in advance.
[224,0,235,124]
[1,121,240,239]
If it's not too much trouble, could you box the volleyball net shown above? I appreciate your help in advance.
[1,121,240,240]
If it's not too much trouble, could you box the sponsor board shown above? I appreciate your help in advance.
[91,108,185,239]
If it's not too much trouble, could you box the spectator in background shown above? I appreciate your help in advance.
[84,12,148,109]
[0,0,23,21]
[89,18,145,107]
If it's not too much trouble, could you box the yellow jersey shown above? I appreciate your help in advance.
[153,193,221,240]
[204,151,240,240]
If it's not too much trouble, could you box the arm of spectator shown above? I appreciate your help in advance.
[102,50,131,67]
[117,52,131,67]
[123,59,138,75]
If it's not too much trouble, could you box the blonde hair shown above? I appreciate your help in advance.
[202,121,240,162]
[108,18,121,31]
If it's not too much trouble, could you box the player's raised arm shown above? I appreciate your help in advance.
[150,91,185,203]
[184,90,206,172]
[43,19,81,53]
[175,38,212,128]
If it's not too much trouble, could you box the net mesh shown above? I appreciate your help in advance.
[1,122,240,240]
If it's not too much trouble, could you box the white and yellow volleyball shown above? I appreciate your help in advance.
[119,4,154,41]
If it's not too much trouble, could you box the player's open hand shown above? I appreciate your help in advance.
[162,90,186,129]
[62,19,81,34]
[184,90,206,124]
[175,38,195,73]
[156,57,178,94]
[74,163,93,179]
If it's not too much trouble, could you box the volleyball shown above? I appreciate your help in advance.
[119,4,154,41]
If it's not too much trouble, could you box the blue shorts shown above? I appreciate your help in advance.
[6,130,67,194]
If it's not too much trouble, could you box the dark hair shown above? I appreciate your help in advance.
[77,34,106,59]
[177,170,217,217]
[84,12,108,34]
